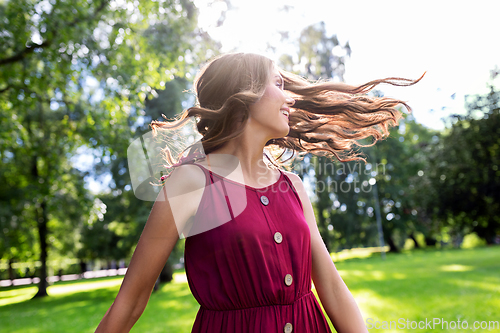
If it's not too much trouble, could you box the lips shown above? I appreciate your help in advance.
[280,108,290,118]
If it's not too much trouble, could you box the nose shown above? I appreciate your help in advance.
[285,96,295,107]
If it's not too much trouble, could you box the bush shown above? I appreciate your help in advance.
[461,232,487,249]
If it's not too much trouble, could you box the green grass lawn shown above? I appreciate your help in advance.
[332,246,500,332]
[1,246,499,333]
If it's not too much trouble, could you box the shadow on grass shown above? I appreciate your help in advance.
[0,277,199,333]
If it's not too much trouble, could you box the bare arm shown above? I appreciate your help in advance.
[285,171,368,333]
[95,165,205,333]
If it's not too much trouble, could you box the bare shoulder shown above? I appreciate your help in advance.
[163,163,207,196]
[158,163,207,222]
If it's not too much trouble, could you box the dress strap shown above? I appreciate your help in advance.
[207,154,235,221]
[206,154,215,184]
[280,169,304,211]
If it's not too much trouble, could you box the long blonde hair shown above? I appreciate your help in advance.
[151,53,423,168]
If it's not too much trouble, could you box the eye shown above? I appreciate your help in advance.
[273,74,285,89]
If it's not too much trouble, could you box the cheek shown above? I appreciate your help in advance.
[261,86,283,103]
[249,86,283,116]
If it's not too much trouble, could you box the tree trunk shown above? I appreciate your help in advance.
[79,259,87,279]
[386,235,400,253]
[34,200,49,298]
[409,232,420,249]
[159,261,173,283]
[315,156,332,253]
[8,259,15,281]
[154,261,174,292]
[317,207,331,252]
[153,276,161,292]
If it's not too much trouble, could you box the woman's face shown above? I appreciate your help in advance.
[247,67,295,139]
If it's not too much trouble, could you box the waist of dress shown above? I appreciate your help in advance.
[199,291,315,312]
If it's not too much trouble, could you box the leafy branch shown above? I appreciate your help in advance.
[0,0,110,66]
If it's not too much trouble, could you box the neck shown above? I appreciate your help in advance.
[210,140,268,175]
[206,128,277,184]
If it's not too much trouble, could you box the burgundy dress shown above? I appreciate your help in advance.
[183,163,332,333]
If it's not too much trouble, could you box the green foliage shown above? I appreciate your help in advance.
[0,0,220,297]
[424,78,500,244]
[279,21,350,81]
[297,22,350,81]
[301,116,439,252]
[364,118,439,251]
[461,232,487,249]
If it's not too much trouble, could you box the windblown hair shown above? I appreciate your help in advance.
[151,53,424,168]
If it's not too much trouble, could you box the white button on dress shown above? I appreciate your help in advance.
[284,274,293,286]
[274,232,283,244]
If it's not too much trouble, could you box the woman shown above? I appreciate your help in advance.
[95,53,422,332]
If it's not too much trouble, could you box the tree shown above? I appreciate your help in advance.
[365,118,438,251]
[0,0,220,297]
[425,74,500,244]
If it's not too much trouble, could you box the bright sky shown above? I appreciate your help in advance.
[195,0,500,130]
